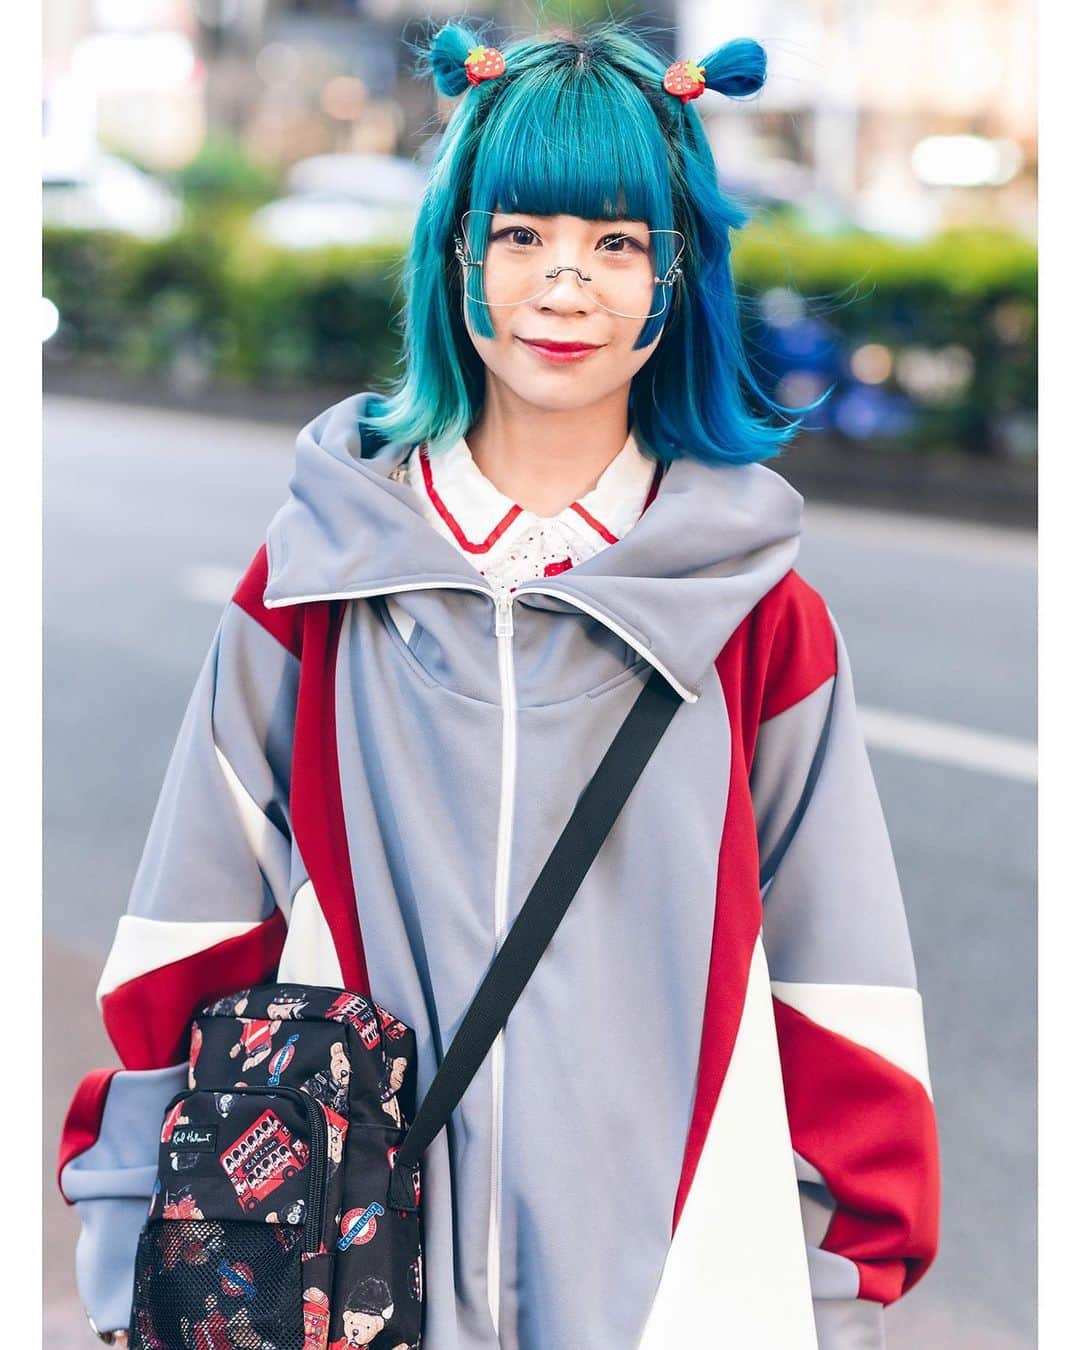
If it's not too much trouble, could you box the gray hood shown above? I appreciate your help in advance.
[263,392,805,702]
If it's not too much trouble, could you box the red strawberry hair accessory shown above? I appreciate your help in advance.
[661,39,767,106]
[663,59,707,104]
[464,45,506,87]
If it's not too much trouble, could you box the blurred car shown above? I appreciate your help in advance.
[248,152,428,250]
[42,150,183,238]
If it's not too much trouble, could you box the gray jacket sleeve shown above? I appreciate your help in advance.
[750,579,940,1349]
[56,550,302,1335]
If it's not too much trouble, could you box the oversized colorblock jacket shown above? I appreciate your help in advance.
[57,392,941,1349]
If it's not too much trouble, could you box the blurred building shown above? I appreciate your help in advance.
[44,1,206,171]
[236,1,442,164]
[682,0,1036,236]
[43,0,1035,236]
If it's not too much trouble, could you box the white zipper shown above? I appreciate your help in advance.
[487,587,516,1337]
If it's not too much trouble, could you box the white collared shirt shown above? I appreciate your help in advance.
[390,427,665,594]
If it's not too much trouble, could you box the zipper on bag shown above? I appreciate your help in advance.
[160,1083,328,1256]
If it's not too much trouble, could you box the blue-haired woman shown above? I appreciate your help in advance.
[59,17,940,1350]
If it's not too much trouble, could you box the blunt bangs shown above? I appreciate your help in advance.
[468,61,674,222]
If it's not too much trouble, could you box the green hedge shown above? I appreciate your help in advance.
[43,220,405,389]
[44,218,1036,456]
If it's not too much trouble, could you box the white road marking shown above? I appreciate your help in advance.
[179,565,1037,783]
[859,704,1037,783]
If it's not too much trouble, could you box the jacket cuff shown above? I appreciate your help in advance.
[59,1062,188,1335]
[72,1195,154,1336]
[813,1297,887,1350]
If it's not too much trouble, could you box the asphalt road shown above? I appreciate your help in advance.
[43,395,1036,1348]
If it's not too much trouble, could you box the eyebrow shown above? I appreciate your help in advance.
[490,212,650,232]
[488,216,650,243]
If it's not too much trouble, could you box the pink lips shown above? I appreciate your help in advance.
[517,337,603,364]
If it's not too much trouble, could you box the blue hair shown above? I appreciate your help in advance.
[357,19,806,465]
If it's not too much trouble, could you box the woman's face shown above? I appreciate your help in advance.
[459,211,667,413]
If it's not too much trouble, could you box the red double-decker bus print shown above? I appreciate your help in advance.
[220,1108,309,1212]
[326,992,380,1050]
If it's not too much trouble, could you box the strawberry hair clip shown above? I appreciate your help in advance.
[656,36,769,104]
[458,36,766,104]
[463,45,506,86]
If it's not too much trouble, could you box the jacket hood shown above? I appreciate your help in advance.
[263,392,805,702]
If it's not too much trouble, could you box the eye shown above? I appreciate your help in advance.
[598,232,647,255]
[491,226,540,248]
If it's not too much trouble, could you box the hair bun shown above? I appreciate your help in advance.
[421,21,488,98]
[698,37,767,99]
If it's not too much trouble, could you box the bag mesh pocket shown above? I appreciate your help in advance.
[128,1218,305,1349]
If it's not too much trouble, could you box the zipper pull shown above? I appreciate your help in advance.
[494,591,514,637]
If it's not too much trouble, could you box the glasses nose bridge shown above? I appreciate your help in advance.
[534,261,597,312]
[546,261,592,282]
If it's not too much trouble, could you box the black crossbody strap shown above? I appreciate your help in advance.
[387,665,683,1207]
